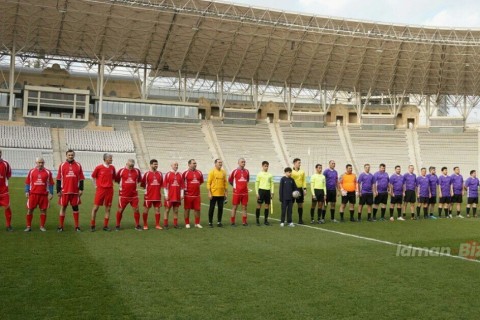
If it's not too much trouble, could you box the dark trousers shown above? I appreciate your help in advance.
[208,196,225,223]
[281,200,293,223]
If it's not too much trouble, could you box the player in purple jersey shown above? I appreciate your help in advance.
[450,166,464,218]
[416,168,430,219]
[427,166,439,219]
[389,165,405,221]
[373,163,389,221]
[357,164,374,222]
[323,160,339,222]
[464,170,479,218]
[402,165,417,220]
[438,167,452,218]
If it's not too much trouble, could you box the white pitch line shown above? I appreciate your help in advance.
[201,203,480,264]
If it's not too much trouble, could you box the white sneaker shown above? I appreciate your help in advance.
[280,223,285,227]
[457,214,464,219]
[40,226,47,232]
[185,224,191,229]
[389,217,394,222]
[195,224,203,229]
[288,223,295,227]
[397,217,405,221]
[447,214,452,219]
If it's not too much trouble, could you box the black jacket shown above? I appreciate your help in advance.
[279,176,298,202]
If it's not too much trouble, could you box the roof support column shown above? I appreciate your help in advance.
[98,56,105,127]
[253,79,259,111]
[425,95,430,127]
[217,75,226,118]
[8,44,15,121]
[182,74,187,103]
[142,64,147,100]
[321,87,327,112]
[286,83,292,121]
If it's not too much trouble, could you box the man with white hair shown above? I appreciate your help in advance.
[24,157,54,232]
[229,158,250,226]
[163,161,184,229]
[91,153,116,231]
[115,159,142,231]
[0,149,13,231]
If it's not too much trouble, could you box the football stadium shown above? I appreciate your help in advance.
[1,0,480,319]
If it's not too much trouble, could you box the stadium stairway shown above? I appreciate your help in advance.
[405,129,422,169]
[203,120,229,172]
[200,121,220,161]
[51,128,63,168]
[128,121,149,171]
[338,126,359,173]
[269,123,290,167]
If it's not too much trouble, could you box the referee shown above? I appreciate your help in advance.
[310,164,327,224]
[291,158,307,224]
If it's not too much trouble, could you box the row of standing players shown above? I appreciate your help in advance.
[1,149,478,232]
[0,149,277,232]
[294,160,480,226]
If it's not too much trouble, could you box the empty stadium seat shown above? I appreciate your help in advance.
[280,126,349,174]
[141,121,214,173]
[212,122,285,176]
[65,129,134,153]
[0,125,52,149]
[417,129,478,170]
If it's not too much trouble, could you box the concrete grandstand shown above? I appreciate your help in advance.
[0,0,479,177]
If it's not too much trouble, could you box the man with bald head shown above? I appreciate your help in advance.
[24,157,54,232]
[229,158,250,226]
[115,159,142,231]
[163,161,184,229]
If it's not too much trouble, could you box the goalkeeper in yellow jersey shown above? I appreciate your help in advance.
[310,164,327,224]
[255,161,274,226]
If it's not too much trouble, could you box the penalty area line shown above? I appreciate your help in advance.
[201,203,480,264]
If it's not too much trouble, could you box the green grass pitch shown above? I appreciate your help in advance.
[1,177,480,319]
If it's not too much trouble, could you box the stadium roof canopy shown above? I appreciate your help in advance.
[2,0,480,95]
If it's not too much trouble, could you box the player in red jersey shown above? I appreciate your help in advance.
[228,158,250,226]
[56,149,85,232]
[115,159,142,231]
[163,161,184,229]
[141,159,163,230]
[24,157,54,232]
[182,159,204,229]
[0,149,13,231]
[90,153,116,231]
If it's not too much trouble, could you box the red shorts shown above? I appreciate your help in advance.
[119,197,139,209]
[184,196,200,211]
[0,193,10,207]
[27,194,49,210]
[144,200,161,208]
[58,193,81,207]
[94,187,113,206]
[164,200,181,208]
[233,193,249,206]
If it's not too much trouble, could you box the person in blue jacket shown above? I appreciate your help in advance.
[279,167,299,227]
